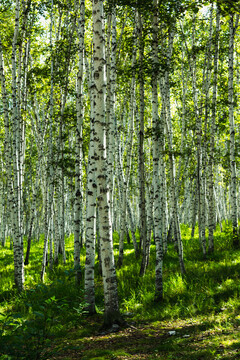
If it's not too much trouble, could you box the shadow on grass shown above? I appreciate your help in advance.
[60,318,240,360]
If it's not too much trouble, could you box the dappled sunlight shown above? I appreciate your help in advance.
[2,227,240,358]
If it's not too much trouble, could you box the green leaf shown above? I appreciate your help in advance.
[33,311,44,318]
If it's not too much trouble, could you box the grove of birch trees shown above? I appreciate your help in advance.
[1,0,240,325]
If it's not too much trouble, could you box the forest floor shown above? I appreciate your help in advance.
[1,225,240,359]
[49,313,240,360]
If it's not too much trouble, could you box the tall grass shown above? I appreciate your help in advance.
[1,225,240,358]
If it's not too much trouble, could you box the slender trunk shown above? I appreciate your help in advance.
[11,0,24,291]
[92,0,120,326]
[84,99,97,314]
[41,0,55,280]
[228,14,239,246]
[148,0,163,299]
[208,7,220,253]
[74,0,85,284]
[0,35,12,248]
[137,10,147,268]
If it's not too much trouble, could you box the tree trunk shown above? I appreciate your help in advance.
[208,6,220,253]
[92,0,120,327]
[74,0,85,284]
[137,10,147,270]
[228,14,239,247]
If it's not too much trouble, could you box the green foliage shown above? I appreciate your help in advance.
[0,237,87,360]
[0,276,87,359]
[1,228,240,359]
[217,0,240,15]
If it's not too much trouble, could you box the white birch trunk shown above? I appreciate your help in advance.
[74,0,85,284]
[228,14,239,246]
[92,0,120,326]
[41,0,55,280]
[137,10,147,269]
[11,0,24,291]
[150,0,163,299]
[208,7,220,253]
[84,76,97,313]
[0,35,13,248]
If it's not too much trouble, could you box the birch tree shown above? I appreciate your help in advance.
[151,0,164,299]
[137,9,147,270]
[208,6,220,253]
[11,0,25,291]
[91,0,121,326]
[84,56,98,314]
[74,0,85,284]
[228,13,239,247]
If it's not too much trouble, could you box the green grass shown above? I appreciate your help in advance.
[1,226,240,359]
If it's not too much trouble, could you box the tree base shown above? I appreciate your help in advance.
[208,245,214,254]
[102,310,126,330]
[154,293,163,303]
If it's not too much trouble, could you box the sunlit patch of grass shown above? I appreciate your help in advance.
[0,243,15,299]
[164,273,186,297]
[115,227,240,323]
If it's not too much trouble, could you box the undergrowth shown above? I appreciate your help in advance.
[1,224,240,359]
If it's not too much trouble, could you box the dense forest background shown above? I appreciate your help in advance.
[1,0,240,358]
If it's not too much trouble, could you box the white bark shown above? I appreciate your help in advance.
[150,0,163,299]
[137,10,147,268]
[11,0,25,291]
[84,88,97,313]
[74,0,85,284]
[208,7,220,253]
[92,0,120,326]
[228,13,239,246]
